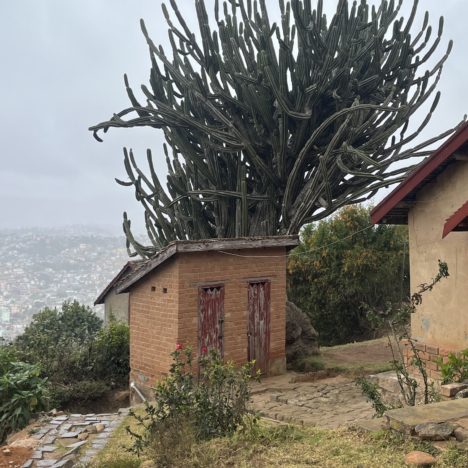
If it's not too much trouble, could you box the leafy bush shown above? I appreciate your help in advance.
[356,377,389,417]
[93,320,130,387]
[48,380,109,408]
[291,355,325,373]
[128,346,257,464]
[358,262,449,413]
[11,301,130,409]
[288,205,409,345]
[0,361,48,443]
[438,350,468,384]
[14,300,102,382]
[0,345,18,374]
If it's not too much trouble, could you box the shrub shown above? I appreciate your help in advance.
[145,416,198,467]
[0,361,48,443]
[356,377,389,417]
[128,346,257,463]
[11,301,130,410]
[439,350,468,384]
[292,355,325,373]
[48,380,109,408]
[93,320,130,387]
[14,300,102,382]
[288,205,409,345]
[358,262,449,413]
[0,345,18,374]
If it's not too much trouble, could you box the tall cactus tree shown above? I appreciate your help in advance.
[90,0,462,258]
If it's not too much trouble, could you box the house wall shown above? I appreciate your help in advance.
[128,246,288,400]
[408,160,468,378]
[176,247,287,375]
[104,291,129,324]
[129,258,179,400]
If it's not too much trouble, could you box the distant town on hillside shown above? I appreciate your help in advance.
[0,226,129,341]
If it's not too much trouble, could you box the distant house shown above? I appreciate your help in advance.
[96,236,298,400]
[372,122,468,379]
[95,261,142,324]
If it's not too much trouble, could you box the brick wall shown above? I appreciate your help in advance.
[129,246,288,399]
[129,257,179,398]
[177,247,287,373]
[401,338,456,381]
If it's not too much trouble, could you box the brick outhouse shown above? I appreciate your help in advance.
[96,236,298,400]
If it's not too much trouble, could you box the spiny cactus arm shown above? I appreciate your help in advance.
[90,0,461,255]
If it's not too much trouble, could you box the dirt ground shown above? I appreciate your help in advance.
[63,388,129,414]
[320,337,395,374]
[0,422,40,468]
[0,446,32,468]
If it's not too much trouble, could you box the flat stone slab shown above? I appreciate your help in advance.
[251,375,374,428]
[36,461,56,467]
[31,451,43,459]
[17,410,126,468]
[440,383,468,398]
[352,418,387,433]
[59,431,80,438]
[51,460,74,468]
[41,445,57,452]
[386,398,468,433]
[67,440,87,450]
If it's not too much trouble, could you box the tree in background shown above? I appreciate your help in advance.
[90,0,462,258]
[15,300,102,380]
[13,301,130,408]
[288,205,409,345]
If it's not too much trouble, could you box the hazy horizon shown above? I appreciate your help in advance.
[1,0,467,235]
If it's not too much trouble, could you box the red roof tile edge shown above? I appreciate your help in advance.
[442,200,468,238]
[371,122,468,225]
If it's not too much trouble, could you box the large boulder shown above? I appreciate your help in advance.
[286,301,320,365]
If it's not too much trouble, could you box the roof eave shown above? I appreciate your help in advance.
[116,235,299,294]
[371,122,468,225]
[94,261,136,305]
[442,201,468,238]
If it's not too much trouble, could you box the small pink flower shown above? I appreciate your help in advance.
[175,343,183,350]
[201,345,208,354]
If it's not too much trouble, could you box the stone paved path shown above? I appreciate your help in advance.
[251,374,374,428]
[19,409,128,468]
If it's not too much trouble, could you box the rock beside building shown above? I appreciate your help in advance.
[285,301,319,366]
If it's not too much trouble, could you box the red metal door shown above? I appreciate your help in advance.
[248,281,270,374]
[198,286,224,356]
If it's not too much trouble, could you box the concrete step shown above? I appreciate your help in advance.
[385,398,468,434]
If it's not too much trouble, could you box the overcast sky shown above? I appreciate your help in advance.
[0,0,466,234]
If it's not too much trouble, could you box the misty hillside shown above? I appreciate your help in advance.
[0,226,129,341]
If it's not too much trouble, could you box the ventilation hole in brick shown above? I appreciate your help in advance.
[151,286,156,292]
[162,287,168,294]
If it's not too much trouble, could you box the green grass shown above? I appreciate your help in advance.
[327,361,394,375]
[89,412,468,468]
[89,407,145,468]
[320,337,388,351]
[319,337,395,377]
